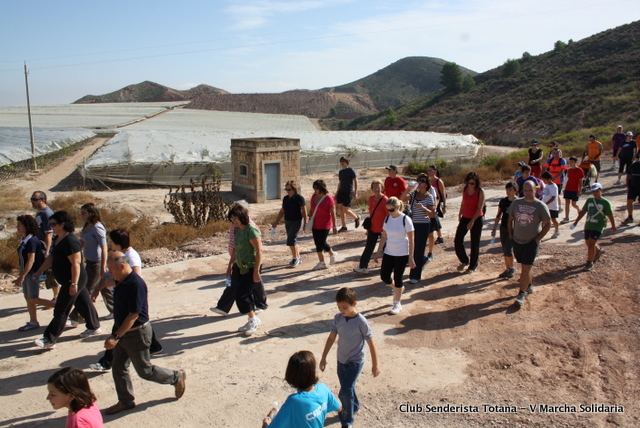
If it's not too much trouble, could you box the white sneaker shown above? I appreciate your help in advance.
[551,231,560,239]
[409,278,418,284]
[34,338,55,349]
[390,301,402,315]
[244,316,261,336]
[237,320,251,332]
[313,262,327,270]
[329,252,338,264]
[353,267,369,274]
[65,319,79,328]
[89,363,111,372]
[290,257,301,268]
[79,328,101,338]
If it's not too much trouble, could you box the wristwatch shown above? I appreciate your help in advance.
[70,282,78,286]
[112,333,121,340]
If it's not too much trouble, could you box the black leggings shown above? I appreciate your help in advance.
[44,284,100,343]
[359,232,381,269]
[312,228,332,253]
[454,216,483,269]
[380,254,409,288]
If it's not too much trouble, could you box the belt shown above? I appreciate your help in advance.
[127,321,149,333]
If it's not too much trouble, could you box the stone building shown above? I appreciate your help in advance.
[231,137,301,203]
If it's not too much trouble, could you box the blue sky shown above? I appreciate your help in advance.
[1,0,638,106]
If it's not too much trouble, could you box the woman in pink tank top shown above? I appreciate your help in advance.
[454,171,486,274]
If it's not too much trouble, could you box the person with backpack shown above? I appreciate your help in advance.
[15,215,54,331]
[542,148,568,193]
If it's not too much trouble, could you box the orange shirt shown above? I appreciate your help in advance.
[587,140,602,161]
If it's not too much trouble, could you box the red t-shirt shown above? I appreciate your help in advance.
[461,188,484,218]
[368,195,389,233]
[310,194,335,230]
[384,176,407,198]
[564,167,585,192]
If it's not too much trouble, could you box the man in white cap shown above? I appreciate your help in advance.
[572,183,617,272]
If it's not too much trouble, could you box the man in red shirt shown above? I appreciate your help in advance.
[560,156,585,223]
[384,165,407,198]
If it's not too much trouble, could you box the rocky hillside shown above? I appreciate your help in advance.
[349,20,640,143]
[73,81,227,103]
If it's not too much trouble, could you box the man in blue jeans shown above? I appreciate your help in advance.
[320,287,379,427]
[103,252,186,414]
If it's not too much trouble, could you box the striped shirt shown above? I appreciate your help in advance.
[409,190,435,224]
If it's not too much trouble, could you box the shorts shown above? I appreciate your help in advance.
[590,160,601,172]
[584,230,602,240]
[22,275,40,299]
[430,216,441,232]
[618,158,633,174]
[613,148,619,158]
[335,191,352,207]
[284,220,302,247]
[512,239,539,266]
[627,186,640,202]
[563,190,579,202]
[499,226,513,257]
[549,210,559,219]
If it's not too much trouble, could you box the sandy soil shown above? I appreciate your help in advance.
[1,141,639,427]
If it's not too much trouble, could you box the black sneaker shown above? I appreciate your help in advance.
[435,237,444,244]
[355,218,360,229]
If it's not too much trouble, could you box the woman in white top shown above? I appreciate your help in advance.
[374,197,415,315]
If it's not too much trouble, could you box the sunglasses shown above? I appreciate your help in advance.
[468,181,477,185]
[387,208,396,212]
[418,179,428,183]
[49,221,59,226]
[285,188,293,191]
[30,198,42,201]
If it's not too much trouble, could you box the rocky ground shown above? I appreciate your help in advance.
[0,140,638,427]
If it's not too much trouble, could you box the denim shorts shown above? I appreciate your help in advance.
[22,275,40,299]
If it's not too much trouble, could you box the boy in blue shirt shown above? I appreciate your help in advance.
[320,287,379,428]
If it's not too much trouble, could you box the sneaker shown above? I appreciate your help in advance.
[560,217,571,224]
[498,269,514,279]
[210,307,229,316]
[622,216,634,225]
[435,237,444,244]
[424,254,433,265]
[526,284,534,294]
[355,218,360,229]
[89,362,111,373]
[290,257,301,268]
[593,248,605,264]
[254,307,265,314]
[515,292,526,307]
[353,267,369,274]
[103,312,114,320]
[614,179,622,186]
[390,301,402,315]
[583,261,594,272]
[466,267,476,274]
[329,252,338,265]
[65,319,79,328]
[18,322,40,332]
[237,320,251,332]
[409,278,418,284]
[244,316,261,336]
[79,328,101,338]
[34,338,55,349]
[457,263,469,272]
[551,231,560,239]
[313,261,327,270]
[338,226,348,233]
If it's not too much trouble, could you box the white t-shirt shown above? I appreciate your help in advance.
[125,247,142,272]
[543,182,559,211]
[382,214,415,256]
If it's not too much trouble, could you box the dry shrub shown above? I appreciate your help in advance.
[164,173,231,228]
[141,220,229,250]
[260,212,281,226]
[0,187,29,213]
[0,235,20,273]
[49,191,103,226]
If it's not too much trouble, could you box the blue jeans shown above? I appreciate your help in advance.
[337,361,363,426]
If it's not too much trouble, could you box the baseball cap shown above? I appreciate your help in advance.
[626,131,633,136]
[385,165,398,171]
[517,161,526,166]
[590,183,603,192]
[531,140,539,146]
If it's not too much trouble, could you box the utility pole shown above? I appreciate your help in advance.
[24,61,37,170]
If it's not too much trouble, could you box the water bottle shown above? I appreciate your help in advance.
[38,274,47,282]
[225,276,232,287]
[570,224,577,230]
[271,227,276,237]
[490,236,496,245]
[408,181,417,187]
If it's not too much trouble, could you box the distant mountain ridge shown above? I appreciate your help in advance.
[73,81,228,103]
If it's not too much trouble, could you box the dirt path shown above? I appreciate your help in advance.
[1,149,639,427]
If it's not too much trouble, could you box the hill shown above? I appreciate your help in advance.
[348,20,640,144]
[73,81,228,103]
[323,56,476,110]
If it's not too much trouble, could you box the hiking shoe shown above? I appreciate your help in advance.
[457,263,469,272]
[338,226,348,233]
[593,248,605,264]
[210,307,229,316]
[560,217,571,224]
[244,316,261,336]
[174,370,187,399]
[409,278,418,284]
[80,328,101,338]
[390,301,402,315]
[329,252,338,264]
[526,284,534,294]
[89,362,111,373]
[289,257,301,268]
[622,216,634,225]
[65,319,79,328]
[313,261,327,270]
[515,292,526,307]
[584,261,594,271]
[353,267,369,274]
[435,237,444,244]
[355,218,360,229]
[18,322,40,332]
[34,338,55,349]
[498,269,514,279]
[551,231,560,239]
